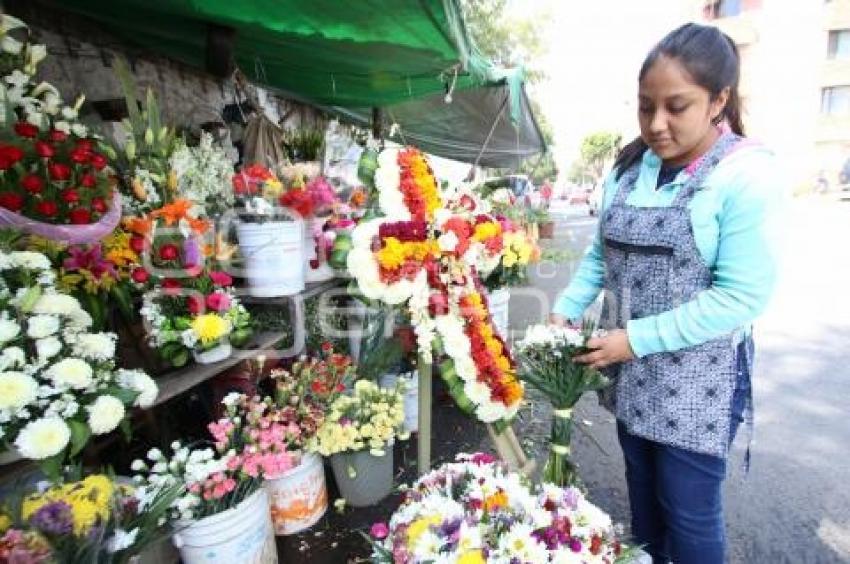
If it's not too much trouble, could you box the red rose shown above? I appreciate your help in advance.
[131,268,149,284]
[34,141,55,158]
[91,197,108,213]
[158,243,179,261]
[48,129,68,143]
[205,292,231,312]
[80,173,96,188]
[68,208,91,224]
[61,189,80,204]
[0,145,25,169]
[13,122,38,138]
[36,200,58,217]
[129,235,146,254]
[75,138,94,151]
[162,278,182,296]
[21,174,44,194]
[187,294,204,315]
[48,162,72,181]
[0,192,24,212]
[69,148,91,164]
[208,271,233,287]
[90,153,108,170]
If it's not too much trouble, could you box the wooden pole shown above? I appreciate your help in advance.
[417,357,432,474]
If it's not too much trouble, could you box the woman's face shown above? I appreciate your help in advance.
[638,55,728,166]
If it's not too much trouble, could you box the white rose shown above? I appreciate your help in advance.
[0,319,21,343]
[36,337,62,361]
[26,315,60,339]
[46,358,93,389]
[14,417,71,460]
[0,372,38,411]
[87,395,125,435]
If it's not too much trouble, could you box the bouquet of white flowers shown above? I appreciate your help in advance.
[0,248,157,481]
[516,323,610,486]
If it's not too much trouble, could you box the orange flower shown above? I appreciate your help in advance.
[349,187,367,208]
[150,199,193,226]
[123,216,152,236]
[483,490,508,512]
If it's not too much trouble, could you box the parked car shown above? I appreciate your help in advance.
[483,174,537,200]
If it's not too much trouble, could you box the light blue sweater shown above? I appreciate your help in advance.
[553,145,785,358]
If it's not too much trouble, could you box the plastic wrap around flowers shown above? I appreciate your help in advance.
[370,454,624,563]
[347,147,523,425]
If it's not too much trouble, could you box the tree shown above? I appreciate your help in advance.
[578,131,622,182]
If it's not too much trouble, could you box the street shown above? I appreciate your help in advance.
[515,198,850,564]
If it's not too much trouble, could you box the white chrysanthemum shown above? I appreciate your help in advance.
[46,358,93,389]
[9,251,51,270]
[87,395,126,435]
[377,147,401,170]
[73,332,116,361]
[36,336,62,361]
[26,314,60,339]
[435,315,471,359]
[437,230,459,253]
[116,369,158,408]
[33,294,81,316]
[0,318,21,343]
[463,380,492,407]
[14,417,71,459]
[0,346,25,370]
[497,523,548,562]
[0,372,38,411]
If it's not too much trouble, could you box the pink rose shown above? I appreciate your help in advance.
[209,271,233,287]
[370,522,390,540]
[206,292,231,312]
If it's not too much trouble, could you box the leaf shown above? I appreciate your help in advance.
[119,418,132,443]
[39,454,63,483]
[68,419,91,457]
[113,55,143,131]
[111,284,136,321]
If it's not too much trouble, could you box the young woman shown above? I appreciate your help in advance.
[551,24,783,563]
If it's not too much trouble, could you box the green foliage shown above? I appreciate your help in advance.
[578,131,622,181]
[285,127,325,162]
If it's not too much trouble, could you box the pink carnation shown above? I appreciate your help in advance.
[206,292,232,312]
[209,271,233,287]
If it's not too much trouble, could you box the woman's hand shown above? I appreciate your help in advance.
[573,329,636,370]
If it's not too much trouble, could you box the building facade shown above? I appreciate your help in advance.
[697,0,850,190]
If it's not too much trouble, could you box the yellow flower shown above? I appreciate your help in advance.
[0,514,11,533]
[376,237,405,270]
[458,551,486,564]
[473,222,501,242]
[23,475,114,535]
[407,515,441,545]
[191,313,231,344]
[502,250,518,268]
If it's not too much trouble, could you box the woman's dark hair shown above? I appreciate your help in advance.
[614,23,744,179]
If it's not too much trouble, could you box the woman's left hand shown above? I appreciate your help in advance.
[573,329,636,370]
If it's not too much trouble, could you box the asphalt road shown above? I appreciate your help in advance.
[512,199,850,564]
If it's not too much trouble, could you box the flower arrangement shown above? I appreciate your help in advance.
[1,473,183,563]
[374,147,442,222]
[481,224,541,292]
[169,132,234,217]
[370,454,625,563]
[271,342,354,414]
[0,248,157,480]
[516,324,610,486]
[139,267,251,367]
[312,379,407,458]
[0,16,119,231]
[232,163,288,220]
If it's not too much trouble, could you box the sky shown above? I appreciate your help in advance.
[513,0,699,176]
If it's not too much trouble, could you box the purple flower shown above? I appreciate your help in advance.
[29,501,73,536]
[569,537,583,552]
[183,238,201,268]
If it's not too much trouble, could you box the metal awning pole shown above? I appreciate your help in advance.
[465,94,509,181]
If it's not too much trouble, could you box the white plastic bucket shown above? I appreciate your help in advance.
[304,217,334,283]
[237,220,305,297]
[379,372,419,433]
[172,489,277,564]
[488,287,510,339]
[192,342,232,365]
[265,452,327,535]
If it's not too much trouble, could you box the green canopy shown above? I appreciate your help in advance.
[53,0,521,112]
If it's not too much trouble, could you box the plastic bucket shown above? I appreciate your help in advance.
[265,453,328,535]
[488,287,511,339]
[237,221,305,297]
[172,489,277,564]
[329,448,393,507]
[192,342,232,365]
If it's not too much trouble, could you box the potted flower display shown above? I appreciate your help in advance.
[131,439,277,564]
[232,164,305,297]
[369,453,628,563]
[263,343,354,534]
[0,473,182,563]
[312,379,407,507]
[0,248,158,480]
[0,17,121,243]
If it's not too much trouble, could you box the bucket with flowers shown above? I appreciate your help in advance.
[262,343,354,534]
[232,164,305,297]
[313,379,408,507]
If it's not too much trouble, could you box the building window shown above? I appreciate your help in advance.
[828,30,850,59]
[822,86,850,116]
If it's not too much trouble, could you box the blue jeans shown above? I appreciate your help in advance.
[617,337,752,564]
